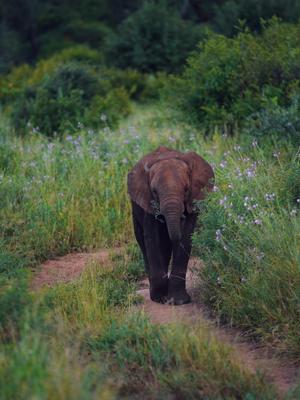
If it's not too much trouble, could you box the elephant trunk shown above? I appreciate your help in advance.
[160,197,183,243]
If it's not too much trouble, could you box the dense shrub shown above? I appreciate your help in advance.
[9,62,134,136]
[42,63,99,101]
[213,0,300,36]
[84,88,131,129]
[0,46,103,105]
[246,96,300,145]
[106,0,206,73]
[175,19,300,133]
[0,64,33,104]
[10,63,98,136]
[2,50,171,136]
[99,68,170,102]
[38,20,111,59]
[193,142,300,355]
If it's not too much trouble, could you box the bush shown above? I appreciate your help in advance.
[0,46,103,104]
[38,20,110,58]
[213,0,300,36]
[193,142,300,355]
[84,88,131,129]
[31,46,103,84]
[9,62,133,136]
[246,96,300,144]
[174,19,300,132]
[106,0,206,73]
[11,63,99,136]
[0,64,33,104]
[101,68,147,100]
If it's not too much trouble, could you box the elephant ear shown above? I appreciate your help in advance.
[127,146,171,214]
[182,151,214,213]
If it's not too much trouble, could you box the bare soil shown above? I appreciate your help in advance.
[33,251,299,397]
[31,250,113,290]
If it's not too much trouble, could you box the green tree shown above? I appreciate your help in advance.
[213,0,300,35]
[106,0,206,72]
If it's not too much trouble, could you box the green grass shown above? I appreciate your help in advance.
[0,248,276,399]
[0,104,188,266]
[193,138,300,357]
[0,103,299,398]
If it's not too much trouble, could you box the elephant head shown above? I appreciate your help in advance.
[127,146,214,243]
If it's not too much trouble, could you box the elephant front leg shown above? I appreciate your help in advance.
[168,213,197,305]
[143,215,168,303]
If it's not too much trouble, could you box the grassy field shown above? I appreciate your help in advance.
[0,103,299,398]
[0,247,277,400]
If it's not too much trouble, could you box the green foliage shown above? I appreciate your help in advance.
[0,110,165,264]
[106,0,206,72]
[0,21,24,74]
[0,46,102,105]
[2,0,300,74]
[175,19,300,132]
[10,63,96,136]
[0,246,274,400]
[0,273,31,338]
[89,313,275,399]
[0,143,17,172]
[0,103,298,398]
[193,140,300,355]
[0,252,27,277]
[1,46,169,136]
[246,96,300,145]
[0,0,123,71]
[84,88,131,129]
[101,68,148,100]
[38,20,111,59]
[8,62,134,136]
[213,0,300,36]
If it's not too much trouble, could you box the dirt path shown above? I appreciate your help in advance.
[31,249,115,290]
[33,251,299,397]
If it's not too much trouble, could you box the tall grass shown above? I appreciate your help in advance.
[193,138,300,356]
[0,104,299,397]
[0,104,190,266]
[0,248,276,399]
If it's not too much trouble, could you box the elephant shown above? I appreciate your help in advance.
[127,146,214,305]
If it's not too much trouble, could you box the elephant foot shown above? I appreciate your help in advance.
[149,277,168,304]
[167,291,191,306]
[150,293,168,304]
[167,273,191,305]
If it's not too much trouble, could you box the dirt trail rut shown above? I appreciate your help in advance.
[33,251,299,397]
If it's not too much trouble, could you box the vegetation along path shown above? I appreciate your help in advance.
[33,249,299,398]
